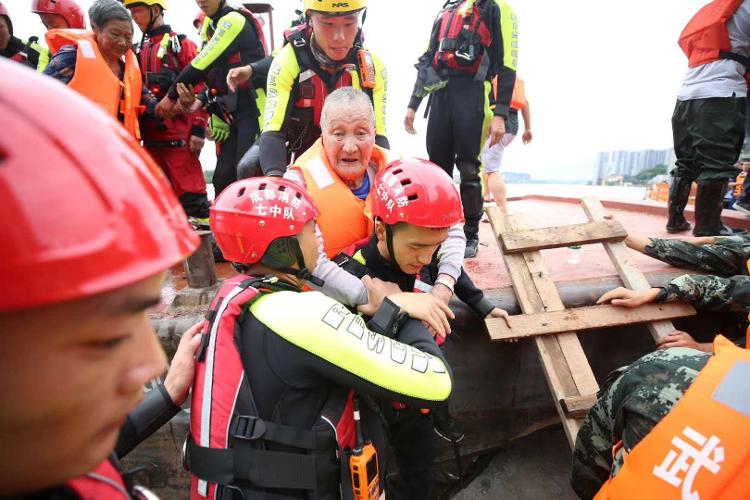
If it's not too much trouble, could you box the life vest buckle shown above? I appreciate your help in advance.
[293,37,307,48]
[231,414,267,440]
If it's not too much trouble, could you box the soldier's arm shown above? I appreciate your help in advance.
[259,44,299,176]
[252,291,452,407]
[657,273,750,313]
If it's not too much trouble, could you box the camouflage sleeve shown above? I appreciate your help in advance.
[571,348,709,499]
[658,273,750,313]
[645,237,749,277]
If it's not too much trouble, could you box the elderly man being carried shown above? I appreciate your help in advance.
[285,87,467,314]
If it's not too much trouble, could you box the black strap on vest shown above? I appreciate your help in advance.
[719,50,750,69]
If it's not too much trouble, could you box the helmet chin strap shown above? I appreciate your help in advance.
[384,223,401,272]
[136,6,157,55]
[261,236,325,287]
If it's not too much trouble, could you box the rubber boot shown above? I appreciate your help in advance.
[665,176,693,233]
[693,180,740,236]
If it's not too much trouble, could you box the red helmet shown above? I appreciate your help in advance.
[210,178,318,265]
[373,159,464,228]
[31,0,85,29]
[0,60,199,312]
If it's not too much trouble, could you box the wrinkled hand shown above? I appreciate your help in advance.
[358,275,401,317]
[208,114,230,143]
[488,115,506,147]
[163,322,204,406]
[227,65,252,92]
[430,284,453,306]
[388,292,455,338]
[189,135,205,154]
[522,129,533,144]
[155,96,177,120]
[656,330,711,353]
[176,83,196,111]
[597,287,660,308]
[404,107,417,135]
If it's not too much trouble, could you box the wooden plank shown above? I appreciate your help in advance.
[500,219,627,253]
[579,198,696,342]
[560,394,598,419]
[486,302,697,340]
[487,207,599,447]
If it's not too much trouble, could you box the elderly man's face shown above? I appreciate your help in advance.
[322,103,375,186]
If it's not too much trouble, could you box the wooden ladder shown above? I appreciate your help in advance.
[484,197,696,447]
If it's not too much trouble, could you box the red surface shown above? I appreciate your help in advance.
[465,196,750,291]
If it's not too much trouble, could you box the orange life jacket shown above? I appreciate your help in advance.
[290,139,398,258]
[46,29,143,139]
[733,171,747,198]
[678,0,746,68]
[595,335,750,499]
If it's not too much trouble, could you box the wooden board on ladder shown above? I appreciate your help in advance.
[485,197,696,447]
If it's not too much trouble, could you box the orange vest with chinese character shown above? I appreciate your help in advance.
[46,29,143,139]
[595,335,750,499]
[291,139,398,258]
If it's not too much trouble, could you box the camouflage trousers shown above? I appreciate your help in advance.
[645,235,750,277]
[570,348,710,499]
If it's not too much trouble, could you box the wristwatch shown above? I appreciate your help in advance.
[367,297,409,339]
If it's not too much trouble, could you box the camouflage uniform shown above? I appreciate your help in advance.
[570,348,710,499]
[646,236,750,313]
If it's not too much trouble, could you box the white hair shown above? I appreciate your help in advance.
[320,87,374,133]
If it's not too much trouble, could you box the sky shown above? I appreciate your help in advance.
[8,0,712,181]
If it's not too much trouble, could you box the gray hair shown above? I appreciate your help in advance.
[320,87,375,132]
[89,0,131,29]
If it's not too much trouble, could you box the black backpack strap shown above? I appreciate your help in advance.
[332,252,370,279]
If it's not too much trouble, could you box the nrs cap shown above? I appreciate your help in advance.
[303,0,366,16]
[123,0,167,9]
[31,0,85,28]
[210,178,318,265]
[0,61,199,312]
[373,159,464,228]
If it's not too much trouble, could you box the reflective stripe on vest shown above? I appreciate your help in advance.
[292,139,398,258]
[66,460,130,499]
[678,0,744,68]
[45,29,143,139]
[595,335,750,499]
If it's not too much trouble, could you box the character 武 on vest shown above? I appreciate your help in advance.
[185,176,453,499]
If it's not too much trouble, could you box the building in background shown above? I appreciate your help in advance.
[595,149,676,184]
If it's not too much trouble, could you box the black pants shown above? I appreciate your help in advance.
[214,98,261,197]
[426,77,490,241]
[385,406,436,500]
[671,96,746,182]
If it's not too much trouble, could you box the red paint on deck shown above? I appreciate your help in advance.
[466,196,750,291]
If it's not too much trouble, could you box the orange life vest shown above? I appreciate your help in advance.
[491,76,526,111]
[46,29,143,139]
[678,0,746,68]
[595,335,750,499]
[291,139,398,258]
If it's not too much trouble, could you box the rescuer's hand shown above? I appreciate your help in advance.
[388,292,455,338]
[430,275,455,305]
[189,135,205,154]
[404,107,417,135]
[208,114,230,143]
[488,115,506,147]
[358,275,401,316]
[656,330,712,353]
[155,96,178,120]
[227,65,252,92]
[176,83,197,112]
[487,307,512,328]
[163,322,204,406]
[597,287,661,308]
